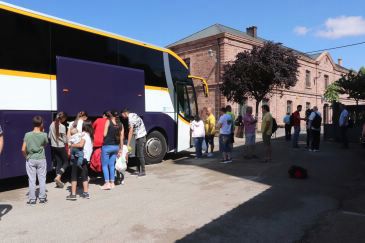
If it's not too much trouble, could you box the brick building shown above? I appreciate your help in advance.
[167,24,351,126]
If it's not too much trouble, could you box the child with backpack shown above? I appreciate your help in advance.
[21,116,49,205]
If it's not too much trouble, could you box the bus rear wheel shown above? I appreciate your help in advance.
[144,131,167,164]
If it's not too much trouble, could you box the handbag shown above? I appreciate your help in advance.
[234,125,244,138]
[115,145,128,172]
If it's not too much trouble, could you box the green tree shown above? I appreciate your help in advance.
[336,71,365,106]
[324,82,340,103]
[220,42,299,115]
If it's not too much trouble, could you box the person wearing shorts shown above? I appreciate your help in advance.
[243,106,257,159]
[204,107,216,157]
[261,105,273,163]
[218,107,232,163]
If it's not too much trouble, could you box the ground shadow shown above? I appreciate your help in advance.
[173,134,365,242]
[0,204,12,221]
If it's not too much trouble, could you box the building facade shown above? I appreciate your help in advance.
[168,24,351,126]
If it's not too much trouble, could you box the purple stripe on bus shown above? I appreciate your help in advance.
[143,112,176,151]
[0,111,53,179]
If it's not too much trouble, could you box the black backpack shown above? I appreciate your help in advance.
[289,113,294,126]
[272,118,278,134]
[312,113,322,129]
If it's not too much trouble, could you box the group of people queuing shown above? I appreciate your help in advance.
[19,109,146,205]
[190,104,275,163]
[283,103,352,151]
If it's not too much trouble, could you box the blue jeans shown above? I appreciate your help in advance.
[292,126,300,147]
[70,148,84,167]
[102,145,119,182]
[194,137,204,158]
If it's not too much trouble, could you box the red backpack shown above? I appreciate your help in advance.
[90,148,102,172]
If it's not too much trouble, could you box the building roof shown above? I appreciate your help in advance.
[167,23,265,48]
[167,23,349,71]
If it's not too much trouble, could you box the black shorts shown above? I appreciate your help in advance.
[230,133,235,144]
[205,135,214,145]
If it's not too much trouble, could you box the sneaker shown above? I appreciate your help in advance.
[225,159,233,163]
[207,153,214,158]
[81,192,90,199]
[39,197,48,204]
[138,172,146,177]
[54,178,64,188]
[66,194,77,201]
[26,200,36,206]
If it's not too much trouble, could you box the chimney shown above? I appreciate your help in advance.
[246,26,257,38]
[338,58,343,66]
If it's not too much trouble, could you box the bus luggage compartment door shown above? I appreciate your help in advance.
[56,56,145,117]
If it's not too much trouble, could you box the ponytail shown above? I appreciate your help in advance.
[53,112,67,145]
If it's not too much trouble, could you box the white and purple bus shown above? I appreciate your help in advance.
[0,2,208,179]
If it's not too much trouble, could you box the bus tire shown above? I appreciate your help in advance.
[144,130,167,164]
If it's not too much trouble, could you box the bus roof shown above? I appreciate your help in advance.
[0,1,187,69]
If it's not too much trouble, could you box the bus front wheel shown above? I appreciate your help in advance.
[144,131,167,164]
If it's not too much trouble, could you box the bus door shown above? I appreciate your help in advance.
[175,82,198,152]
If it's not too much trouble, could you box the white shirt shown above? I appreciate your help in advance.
[68,120,84,133]
[218,114,232,135]
[69,133,82,145]
[128,113,147,139]
[190,120,205,138]
[308,111,321,131]
[82,132,93,162]
[339,109,349,127]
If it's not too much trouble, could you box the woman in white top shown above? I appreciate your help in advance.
[191,115,205,158]
[66,120,93,201]
[67,111,88,138]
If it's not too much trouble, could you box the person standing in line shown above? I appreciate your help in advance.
[93,111,109,148]
[226,105,235,150]
[191,115,205,159]
[204,107,216,157]
[308,106,322,152]
[243,106,258,159]
[66,121,94,200]
[0,125,3,155]
[49,112,68,188]
[339,104,350,149]
[305,108,313,149]
[218,107,232,163]
[67,111,88,138]
[101,111,124,190]
[283,112,291,141]
[21,116,48,205]
[292,105,305,148]
[261,105,273,163]
[121,108,147,177]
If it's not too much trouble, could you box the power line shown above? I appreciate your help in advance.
[305,41,365,54]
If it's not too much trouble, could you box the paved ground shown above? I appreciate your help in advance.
[0,129,365,242]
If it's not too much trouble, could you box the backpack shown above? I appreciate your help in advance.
[311,113,322,129]
[289,113,294,126]
[288,165,308,179]
[272,118,278,134]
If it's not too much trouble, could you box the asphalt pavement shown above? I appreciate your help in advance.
[0,129,365,242]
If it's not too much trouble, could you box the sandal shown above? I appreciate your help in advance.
[100,184,111,190]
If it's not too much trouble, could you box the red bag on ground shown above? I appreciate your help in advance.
[90,147,102,172]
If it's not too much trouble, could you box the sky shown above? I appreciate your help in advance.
[3,0,365,70]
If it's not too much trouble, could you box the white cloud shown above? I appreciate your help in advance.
[294,26,310,36]
[316,16,365,39]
